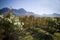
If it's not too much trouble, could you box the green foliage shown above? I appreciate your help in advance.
[0,14,60,40]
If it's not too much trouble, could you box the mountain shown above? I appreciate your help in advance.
[41,13,60,17]
[0,8,40,17]
[0,8,60,17]
[0,8,10,15]
[12,8,27,16]
[0,8,27,16]
[52,13,60,17]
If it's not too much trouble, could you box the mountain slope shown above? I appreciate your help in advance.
[0,8,60,17]
[0,8,40,17]
[41,13,60,17]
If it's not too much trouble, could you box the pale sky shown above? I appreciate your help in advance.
[0,0,60,15]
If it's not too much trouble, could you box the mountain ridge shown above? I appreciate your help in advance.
[0,8,60,17]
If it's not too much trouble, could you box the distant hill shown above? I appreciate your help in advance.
[41,13,60,17]
[0,8,10,15]
[0,8,60,17]
[0,8,40,17]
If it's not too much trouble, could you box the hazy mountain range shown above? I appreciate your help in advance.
[0,8,60,17]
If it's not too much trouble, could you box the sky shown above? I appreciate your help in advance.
[0,0,60,15]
